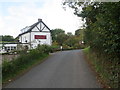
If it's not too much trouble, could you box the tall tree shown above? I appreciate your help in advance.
[63,2,120,57]
[65,36,79,47]
[67,32,73,36]
[51,28,65,42]
[51,29,69,45]
[63,2,120,88]
[56,33,68,45]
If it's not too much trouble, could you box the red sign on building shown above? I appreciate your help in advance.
[35,35,46,39]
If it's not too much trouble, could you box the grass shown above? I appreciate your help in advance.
[83,47,119,88]
[2,54,49,86]
[2,45,52,86]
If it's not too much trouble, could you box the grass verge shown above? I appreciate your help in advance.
[83,47,119,88]
[2,54,49,86]
[2,45,52,86]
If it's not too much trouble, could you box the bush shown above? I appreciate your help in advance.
[2,45,51,82]
[50,45,60,52]
[83,47,119,88]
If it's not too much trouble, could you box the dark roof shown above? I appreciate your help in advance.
[17,20,51,37]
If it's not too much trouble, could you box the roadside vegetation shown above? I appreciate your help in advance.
[63,1,120,88]
[2,28,85,85]
[2,45,52,84]
[2,41,83,85]
[83,47,119,88]
[2,1,119,88]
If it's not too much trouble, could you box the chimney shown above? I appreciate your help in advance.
[38,18,42,21]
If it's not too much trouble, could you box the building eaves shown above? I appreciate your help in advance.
[18,21,40,37]
[16,19,51,38]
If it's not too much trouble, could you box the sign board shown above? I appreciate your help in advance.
[35,35,46,39]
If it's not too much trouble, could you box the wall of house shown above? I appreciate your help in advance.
[18,20,52,49]
[19,33,30,43]
[30,32,52,49]
[19,32,52,49]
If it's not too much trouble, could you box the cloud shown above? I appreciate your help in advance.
[0,0,83,38]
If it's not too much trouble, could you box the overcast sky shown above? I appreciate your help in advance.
[0,0,84,38]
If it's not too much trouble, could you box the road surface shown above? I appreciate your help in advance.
[5,50,101,88]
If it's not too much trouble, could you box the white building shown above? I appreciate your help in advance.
[0,43,17,53]
[18,19,52,49]
[0,19,52,53]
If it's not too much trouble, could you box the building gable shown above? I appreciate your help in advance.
[18,19,51,37]
[17,19,52,49]
[32,21,50,32]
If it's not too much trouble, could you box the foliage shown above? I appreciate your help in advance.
[67,2,120,59]
[56,33,68,45]
[75,29,83,36]
[51,28,84,49]
[67,32,73,36]
[75,29,84,39]
[83,47,119,88]
[64,36,79,47]
[51,28,65,42]
[0,35,15,42]
[2,45,52,83]
[63,1,120,88]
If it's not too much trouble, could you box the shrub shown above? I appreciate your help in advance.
[2,45,51,82]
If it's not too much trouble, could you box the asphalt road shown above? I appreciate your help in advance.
[5,50,101,88]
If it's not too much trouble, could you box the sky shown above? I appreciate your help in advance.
[0,0,84,38]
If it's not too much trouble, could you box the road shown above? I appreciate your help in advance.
[5,50,101,88]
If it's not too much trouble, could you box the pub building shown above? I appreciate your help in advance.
[0,19,52,53]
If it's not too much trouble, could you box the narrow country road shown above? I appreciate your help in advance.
[5,50,101,88]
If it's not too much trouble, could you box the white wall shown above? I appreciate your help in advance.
[19,32,30,43]
[19,32,52,49]
[4,44,17,47]
[31,32,52,49]
[19,21,52,49]
[0,44,17,53]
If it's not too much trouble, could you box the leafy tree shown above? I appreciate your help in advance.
[65,36,79,47]
[51,28,65,42]
[63,1,120,88]
[63,2,120,58]
[56,33,68,45]
[75,29,84,44]
[1,35,15,42]
[75,29,81,36]
[67,32,73,36]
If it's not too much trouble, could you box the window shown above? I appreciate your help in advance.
[14,47,16,49]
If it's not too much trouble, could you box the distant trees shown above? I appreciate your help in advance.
[0,35,15,42]
[51,28,65,42]
[64,36,79,47]
[75,29,81,36]
[51,29,67,45]
[51,28,84,49]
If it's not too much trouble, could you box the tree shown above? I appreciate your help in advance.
[56,33,68,45]
[67,32,73,36]
[51,28,69,46]
[75,29,82,36]
[63,2,120,58]
[65,36,79,47]
[1,35,15,42]
[63,2,120,88]
[51,28,65,42]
